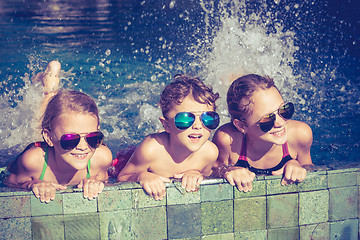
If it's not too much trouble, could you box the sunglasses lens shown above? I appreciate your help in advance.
[279,102,294,120]
[86,131,104,148]
[174,112,195,130]
[259,113,276,132]
[61,134,80,150]
[201,112,220,130]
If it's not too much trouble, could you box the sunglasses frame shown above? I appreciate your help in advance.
[255,102,294,132]
[171,111,220,131]
[59,131,104,151]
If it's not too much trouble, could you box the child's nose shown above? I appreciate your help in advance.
[192,116,203,129]
[76,137,89,150]
[274,113,286,128]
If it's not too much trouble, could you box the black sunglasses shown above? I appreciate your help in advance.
[256,102,294,132]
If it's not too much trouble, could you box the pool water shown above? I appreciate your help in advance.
[0,0,359,168]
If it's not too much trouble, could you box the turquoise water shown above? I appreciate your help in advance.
[0,0,359,167]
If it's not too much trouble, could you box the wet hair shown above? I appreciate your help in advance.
[41,90,99,131]
[227,74,278,123]
[159,74,219,117]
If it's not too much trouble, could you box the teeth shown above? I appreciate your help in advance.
[271,128,284,136]
[189,134,201,138]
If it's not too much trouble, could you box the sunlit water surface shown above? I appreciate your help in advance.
[0,0,359,168]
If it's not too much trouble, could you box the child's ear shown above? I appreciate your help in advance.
[42,129,54,147]
[159,117,171,133]
[232,119,246,134]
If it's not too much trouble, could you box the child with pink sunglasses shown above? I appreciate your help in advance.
[5,61,112,203]
[212,74,313,192]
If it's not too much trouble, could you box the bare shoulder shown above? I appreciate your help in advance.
[18,147,46,172]
[288,120,313,146]
[201,140,219,160]
[213,122,237,146]
[92,144,113,168]
[132,132,167,164]
[7,147,45,183]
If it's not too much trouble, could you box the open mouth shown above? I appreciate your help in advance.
[270,128,285,136]
[188,134,202,139]
[71,153,88,160]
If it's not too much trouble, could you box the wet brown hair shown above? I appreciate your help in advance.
[159,74,219,117]
[41,90,99,131]
[227,74,278,123]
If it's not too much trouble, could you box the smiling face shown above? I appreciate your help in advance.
[46,111,100,170]
[241,87,289,145]
[161,95,214,153]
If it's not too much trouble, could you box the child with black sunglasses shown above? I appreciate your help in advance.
[117,74,220,200]
[5,61,112,203]
[212,74,313,192]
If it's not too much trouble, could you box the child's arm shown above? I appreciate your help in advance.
[212,126,255,192]
[77,145,113,200]
[273,121,313,185]
[117,136,170,200]
[5,148,66,203]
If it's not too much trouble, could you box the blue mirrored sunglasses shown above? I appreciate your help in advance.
[174,111,220,130]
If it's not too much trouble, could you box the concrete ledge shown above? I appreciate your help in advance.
[0,167,359,239]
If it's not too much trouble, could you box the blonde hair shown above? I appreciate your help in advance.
[41,90,99,131]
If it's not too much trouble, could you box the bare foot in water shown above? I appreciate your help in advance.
[32,61,61,131]
[32,60,61,97]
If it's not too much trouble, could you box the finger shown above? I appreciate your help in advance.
[98,182,105,194]
[32,186,40,199]
[50,186,56,201]
[82,181,89,199]
[272,168,284,176]
[52,183,67,190]
[173,173,184,179]
[159,176,171,183]
[225,175,236,186]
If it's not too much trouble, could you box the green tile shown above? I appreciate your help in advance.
[167,203,201,239]
[201,200,233,235]
[0,187,15,196]
[268,227,299,240]
[329,186,358,221]
[202,232,234,239]
[330,219,359,240]
[328,171,357,188]
[0,217,32,240]
[63,192,97,214]
[234,197,266,231]
[300,222,329,240]
[267,193,298,228]
[132,206,167,239]
[298,172,328,192]
[266,177,299,195]
[31,194,63,216]
[0,195,31,218]
[234,179,266,198]
[97,189,132,212]
[32,215,65,239]
[132,188,166,208]
[99,210,134,239]
[299,190,329,225]
[64,213,100,240]
[201,183,233,202]
[234,230,267,240]
[167,183,201,205]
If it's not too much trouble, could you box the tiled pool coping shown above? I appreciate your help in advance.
[0,166,359,239]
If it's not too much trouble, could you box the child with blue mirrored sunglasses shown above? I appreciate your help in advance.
[118,74,220,200]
